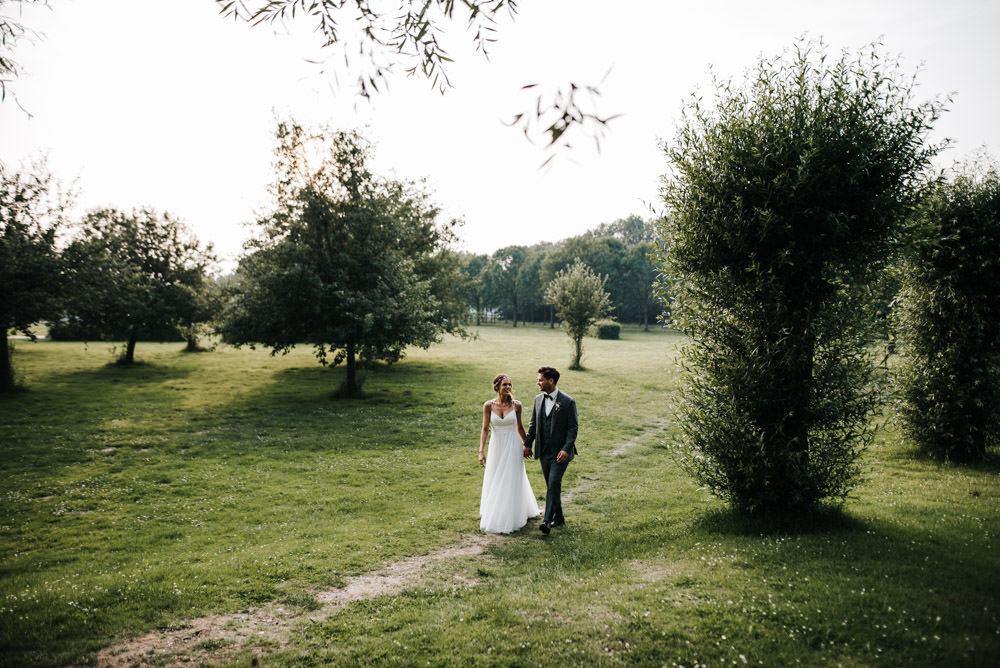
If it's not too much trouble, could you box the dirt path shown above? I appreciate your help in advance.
[91,424,670,666]
[94,534,491,667]
[608,417,673,457]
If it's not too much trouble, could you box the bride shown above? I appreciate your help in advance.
[478,373,541,533]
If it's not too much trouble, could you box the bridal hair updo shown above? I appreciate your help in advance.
[493,373,513,396]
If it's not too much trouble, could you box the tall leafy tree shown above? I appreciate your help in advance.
[61,208,216,364]
[545,258,610,370]
[0,158,70,391]
[895,158,1000,462]
[541,234,629,321]
[460,253,489,325]
[218,122,466,396]
[484,245,527,327]
[585,216,663,328]
[659,41,945,514]
[587,214,657,245]
[516,248,545,324]
[620,242,661,330]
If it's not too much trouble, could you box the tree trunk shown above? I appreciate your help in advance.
[642,302,649,332]
[123,327,138,365]
[184,334,200,352]
[571,335,583,370]
[1,334,14,392]
[511,297,518,327]
[549,306,555,329]
[345,342,359,396]
[760,309,815,511]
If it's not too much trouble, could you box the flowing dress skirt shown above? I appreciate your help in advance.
[479,411,540,533]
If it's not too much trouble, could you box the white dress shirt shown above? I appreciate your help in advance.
[543,390,558,416]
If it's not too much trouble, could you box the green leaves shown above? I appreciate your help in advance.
[58,208,216,363]
[0,157,71,390]
[0,158,69,335]
[895,158,1000,461]
[219,123,467,396]
[544,258,611,369]
[660,40,944,514]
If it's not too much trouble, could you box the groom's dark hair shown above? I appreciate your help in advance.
[538,365,560,384]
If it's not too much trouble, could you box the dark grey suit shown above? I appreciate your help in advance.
[524,389,578,526]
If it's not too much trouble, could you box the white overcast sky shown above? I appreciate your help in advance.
[2,0,998,270]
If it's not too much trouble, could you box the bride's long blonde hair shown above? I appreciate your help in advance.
[492,373,514,406]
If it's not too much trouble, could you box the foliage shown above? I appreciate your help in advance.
[454,217,662,328]
[46,318,182,343]
[621,241,661,330]
[895,157,1000,461]
[658,40,945,514]
[459,253,488,325]
[586,214,658,245]
[0,157,71,391]
[482,245,528,326]
[216,0,617,158]
[218,121,466,396]
[592,318,620,340]
[544,258,610,369]
[179,276,225,352]
[219,0,516,96]
[541,228,663,327]
[1,333,997,667]
[60,208,216,364]
[0,0,48,108]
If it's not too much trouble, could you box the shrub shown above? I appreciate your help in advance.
[593,319,620,340]
[895,159,1000,461]
[658,41,943,514]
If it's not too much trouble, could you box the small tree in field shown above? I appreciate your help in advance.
[61,208,216,365]
[218,122,467,397]
[659,41,944,514]
[545,258,610,370]
[895,159,1000,462]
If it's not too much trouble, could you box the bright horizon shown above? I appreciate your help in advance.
[3,0,998,271]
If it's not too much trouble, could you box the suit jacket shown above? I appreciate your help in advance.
[524,389,578,460]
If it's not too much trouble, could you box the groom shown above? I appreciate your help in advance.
[523,365,578,535]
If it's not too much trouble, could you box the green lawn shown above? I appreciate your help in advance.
[1,326,997,666]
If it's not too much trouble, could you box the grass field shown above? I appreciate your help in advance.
[1,326,998,667]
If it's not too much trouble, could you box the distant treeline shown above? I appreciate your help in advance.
[461,214,665,329]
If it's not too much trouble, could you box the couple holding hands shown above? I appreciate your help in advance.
[478,366,578,535]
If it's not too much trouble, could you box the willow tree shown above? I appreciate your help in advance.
[658,42,944,514]
[545,258,610,370]
[895,159,1000,462]
[219,122,467,396]
[216,0,616,157]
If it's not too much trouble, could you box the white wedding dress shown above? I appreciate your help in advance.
[479,409,540,533]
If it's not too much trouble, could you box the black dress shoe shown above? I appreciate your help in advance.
[549,519,565,528]
[539,521,550,534]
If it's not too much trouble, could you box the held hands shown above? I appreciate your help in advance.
[522,446,532,459]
